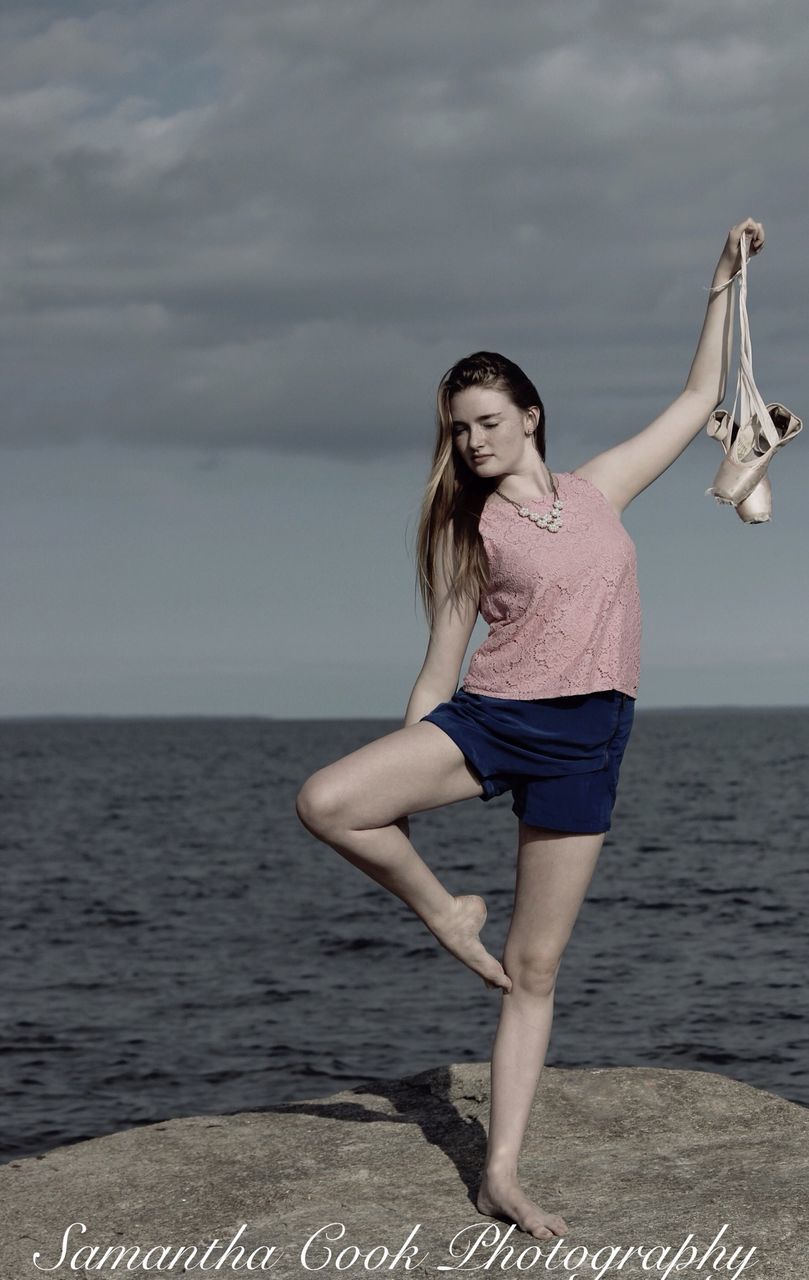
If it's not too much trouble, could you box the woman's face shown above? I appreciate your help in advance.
[449,386,534,477]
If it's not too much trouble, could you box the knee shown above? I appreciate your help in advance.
[295,772,346,838]
[506,948,562,999]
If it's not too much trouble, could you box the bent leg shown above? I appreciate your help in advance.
[295,721,511,991]
[477,821,606,1238]
[297,720,488,833]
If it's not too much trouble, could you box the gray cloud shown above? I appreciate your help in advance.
[1,0,807,458]
[0,0,807,717]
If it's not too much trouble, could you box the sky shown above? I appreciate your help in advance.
[1,0,807,717]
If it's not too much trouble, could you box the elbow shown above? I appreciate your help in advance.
[684,386,722,412]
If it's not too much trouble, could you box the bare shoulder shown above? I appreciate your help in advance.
[569,461,624,518]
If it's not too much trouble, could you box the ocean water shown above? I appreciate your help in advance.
[1,708,807,1164]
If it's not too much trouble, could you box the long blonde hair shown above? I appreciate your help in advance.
[415,351,547,629]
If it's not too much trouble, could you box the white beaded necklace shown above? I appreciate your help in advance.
[494,472,564,532]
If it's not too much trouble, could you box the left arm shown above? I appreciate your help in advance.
[575,218,765,515]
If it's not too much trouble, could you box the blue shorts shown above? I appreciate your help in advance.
[420,686,636,834]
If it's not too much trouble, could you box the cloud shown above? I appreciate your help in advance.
[1,0,806,455]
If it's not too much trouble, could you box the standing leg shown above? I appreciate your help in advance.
[476,821,606,1238]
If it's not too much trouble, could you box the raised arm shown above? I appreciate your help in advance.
[574,219,765,515]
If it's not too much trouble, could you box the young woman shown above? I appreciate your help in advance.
[295,218,764,1240]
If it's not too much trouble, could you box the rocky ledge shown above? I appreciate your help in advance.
[2,1064,807,1278]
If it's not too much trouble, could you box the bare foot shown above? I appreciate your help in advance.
[476,1171,569,1240]
[426,894,512,992]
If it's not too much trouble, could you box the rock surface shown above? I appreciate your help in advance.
[2,1063,806,1278]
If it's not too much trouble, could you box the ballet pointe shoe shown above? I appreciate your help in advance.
[705,408,772,522]
[705,403,802,519]
[703,228,801,524]
[735,472,772,524]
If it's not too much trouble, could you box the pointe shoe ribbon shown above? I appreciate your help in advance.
[705,232,802,523]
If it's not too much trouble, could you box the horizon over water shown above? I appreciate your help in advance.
[2,705,807,1165]
[3,699,809,720]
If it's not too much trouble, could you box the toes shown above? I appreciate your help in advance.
[479,953,512,990]
[483,971,512,993]
[487,960,512,990]
[526,1213,567,1239]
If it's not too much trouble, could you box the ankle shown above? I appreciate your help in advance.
[421,893,459,933]
[483,1158,518,1183]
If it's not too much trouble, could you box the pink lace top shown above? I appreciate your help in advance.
[462,470,641,699]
